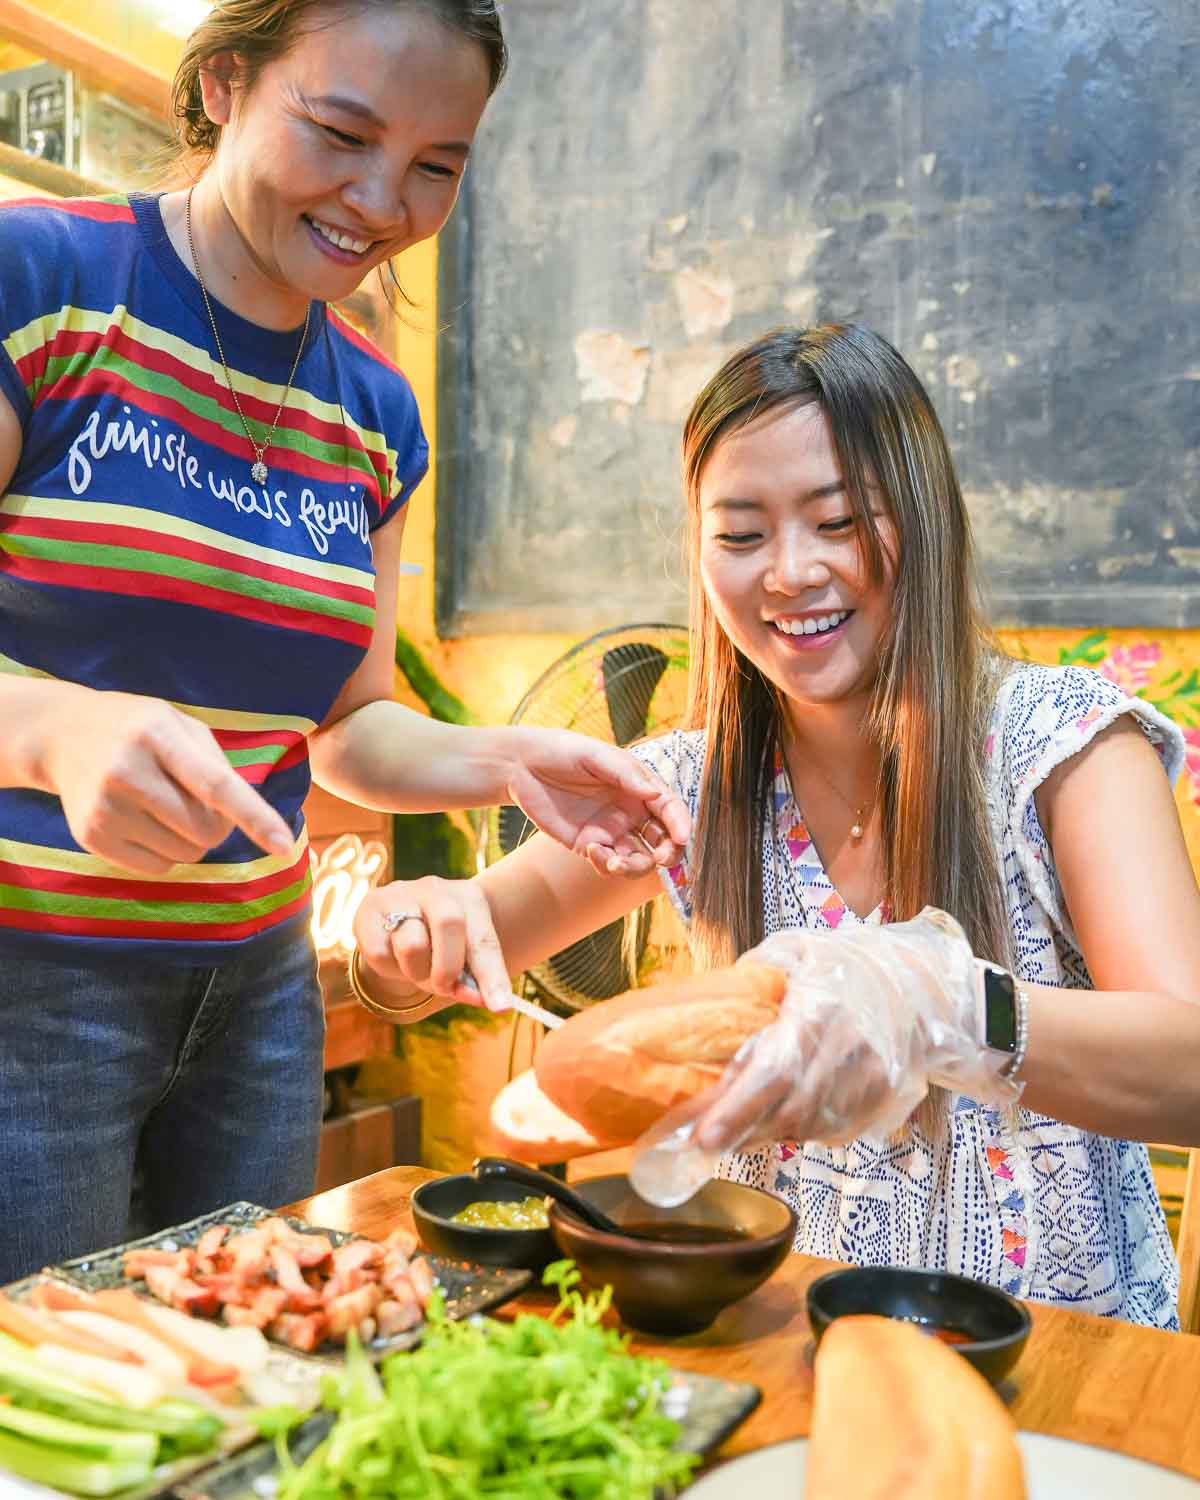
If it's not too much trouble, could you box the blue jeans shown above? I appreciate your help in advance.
[0,934,324,1283]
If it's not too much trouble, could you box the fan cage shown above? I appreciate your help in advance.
[479,623,689,1014]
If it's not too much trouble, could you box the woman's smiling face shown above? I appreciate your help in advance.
[202,3,492,312]
[697,401,897,712]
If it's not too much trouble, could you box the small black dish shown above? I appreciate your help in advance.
[411,1174,558,1272]
[805,1265,1031,1386]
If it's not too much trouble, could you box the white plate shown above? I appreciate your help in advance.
[685,1434,1199,1497]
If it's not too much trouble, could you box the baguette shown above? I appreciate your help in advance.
[488,1067,617,1162]
[805,1315,1025,1499]
[532,961,786,1145]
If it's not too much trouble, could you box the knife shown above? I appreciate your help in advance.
[459,971,564,1029]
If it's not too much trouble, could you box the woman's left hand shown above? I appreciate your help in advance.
[507,727,690,877]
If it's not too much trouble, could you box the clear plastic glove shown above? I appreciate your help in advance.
[630,908,1023,1207]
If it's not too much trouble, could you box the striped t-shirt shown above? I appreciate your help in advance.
[0,193,426,963]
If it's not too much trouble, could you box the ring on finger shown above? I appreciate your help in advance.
[632,818,658,853]
[381,909,428,935]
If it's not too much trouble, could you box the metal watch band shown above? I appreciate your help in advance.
[1002,982,1030,1082]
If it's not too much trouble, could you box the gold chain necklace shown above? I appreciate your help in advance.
[185,187,309,487]
[791,743,876,842]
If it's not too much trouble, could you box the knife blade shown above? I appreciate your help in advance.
[459,971,564,1029]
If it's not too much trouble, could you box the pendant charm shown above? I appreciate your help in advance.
[850,824,863,840]
[251,459,268,485]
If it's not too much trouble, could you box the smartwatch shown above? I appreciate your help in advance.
[973,959,1028,1079]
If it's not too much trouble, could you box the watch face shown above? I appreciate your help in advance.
[983,966,1018,1053]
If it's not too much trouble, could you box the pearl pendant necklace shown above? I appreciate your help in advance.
[788,736,876,846]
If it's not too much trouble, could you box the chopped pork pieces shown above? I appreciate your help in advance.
[122,1218,434,1352]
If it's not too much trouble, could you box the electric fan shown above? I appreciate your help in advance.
[478,623,690,1015]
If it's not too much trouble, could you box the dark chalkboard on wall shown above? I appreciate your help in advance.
[435,0,1200,636]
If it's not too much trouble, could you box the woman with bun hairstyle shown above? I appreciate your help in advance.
[0,0,688,1283]
[354,323,1200,1329]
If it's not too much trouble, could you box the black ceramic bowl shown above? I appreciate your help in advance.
[548,1174,796,1337]
[411,1174,558,1272]
[805,1265,1031,1385]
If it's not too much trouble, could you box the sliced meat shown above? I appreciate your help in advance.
[220,1285,288,1329]
[142,1265,221,1318]
[324,1283,383,1340]
[268,1311,329,1353]
[123,1248,194,1278]
[383,1228,419,1260]
[192,1273,247,1304]
[259,1218,334,1268]
[375,1297,422,1337]
[330,1239,385,1276]
[222,1304,269,1329]
[320,1267,370,1305]
[268,1245,322,1312]
[227,1226,272,1283]
[193,1224,230,1273]
[407,1257,435,1306]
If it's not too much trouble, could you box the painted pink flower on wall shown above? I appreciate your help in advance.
[1184,728,1200,809]
[1099,642,1163,695]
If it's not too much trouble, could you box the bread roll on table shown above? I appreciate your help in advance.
[805,1315,1025,1499]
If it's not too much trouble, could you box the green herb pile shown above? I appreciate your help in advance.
[275,1262,699,1500]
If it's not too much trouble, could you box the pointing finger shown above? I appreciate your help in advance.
[171,745,295,858]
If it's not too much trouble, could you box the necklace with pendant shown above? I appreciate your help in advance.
[185,186,309,487]
[791,741,876,843]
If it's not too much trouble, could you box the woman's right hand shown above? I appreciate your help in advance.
[36,685,295,873]
[354,876,513,1011]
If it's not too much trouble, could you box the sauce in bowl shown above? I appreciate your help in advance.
[615,1221,752,1245]
[898,1316,975,1346]
[451,1196,549,1230]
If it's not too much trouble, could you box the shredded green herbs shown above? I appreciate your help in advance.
[275,1261,699,1500]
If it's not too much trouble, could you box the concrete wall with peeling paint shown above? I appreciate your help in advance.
[436,0,1199,636]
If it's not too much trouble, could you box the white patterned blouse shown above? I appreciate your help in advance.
[633,663,1186,1329]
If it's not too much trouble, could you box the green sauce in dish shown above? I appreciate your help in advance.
[451,1196,549,1230]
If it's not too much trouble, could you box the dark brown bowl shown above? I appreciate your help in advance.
[806,1265,1032,1385]
[548,1174,796,1336]
[411,1174,558,1272]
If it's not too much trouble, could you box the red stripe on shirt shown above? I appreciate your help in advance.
[0,886,312,942]
[0,198,135,223]
[1,552,373,649]
[2,513,375,610]
[0,852,309,906]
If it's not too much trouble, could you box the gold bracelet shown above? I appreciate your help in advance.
[347,946,439,1022]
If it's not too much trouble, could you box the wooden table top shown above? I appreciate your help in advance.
[288,1165,1200,1480]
